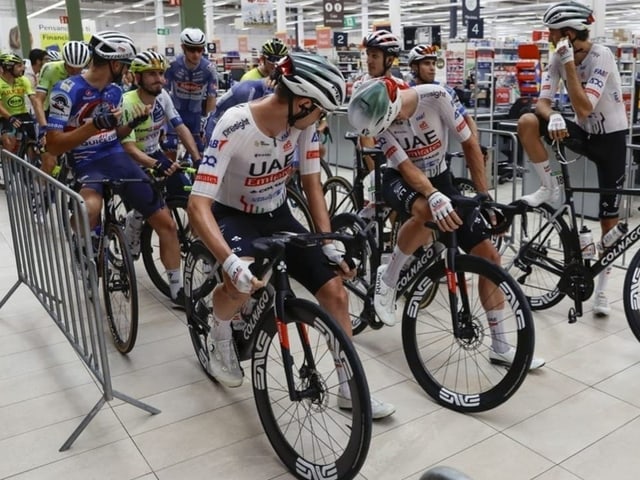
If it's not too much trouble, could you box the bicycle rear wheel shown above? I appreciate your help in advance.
[624,248,640,342]
[253,297,372,480]
[183,240,221,380]
[286,186,315,232]
[323,175,358,217]
[140,197,192,298]
[500,203,572,310]
[102,223,139,354]
[402,254,534,412]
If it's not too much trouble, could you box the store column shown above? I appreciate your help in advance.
[180,0,205,30]
[276,0,286,36]
[65,0,83,41]
[296,7,304,49]
[388,0,401,38]
[361,0,368,38]
[155,0,166,56]
[13,0,31,55]
[589,0,604,40]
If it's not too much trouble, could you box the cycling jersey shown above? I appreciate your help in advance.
[352,73,409,92]
[36,61,68,110]
[378,84,472,178]
[47,74,124,166]
[240,67,265,81]
[540,44,627,134]
[202,79,272,145]
[121,89,184,154]
[0,75,34,116]
[191,103,320,213]
[164,55,218,127]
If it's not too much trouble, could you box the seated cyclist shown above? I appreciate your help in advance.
[348,78,545,369]
[240,38,288,81]
[46,31,186,307]
[0,53,47,153]
[188,53,395,419]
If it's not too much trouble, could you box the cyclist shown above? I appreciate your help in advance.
[240,38,288,81]
[517,1,626,316]
[348,78,545,369]
[0,53,46,153]
[34,40,92,174]
[188,53,395,419]
[45,31,186,307]
[121,50,201,200]
[25,48,48,90]
[45,49,61,62]
[164,27,218,159]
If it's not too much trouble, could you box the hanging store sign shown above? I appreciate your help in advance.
[462,0,480,25]
[323,0,344,28]
[241,0,275,26]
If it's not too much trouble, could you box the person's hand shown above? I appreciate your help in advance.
[127,103,151,129]
[93,109,121,130]
[428,191,462,232]
[222,254,261,293]
[8,116,21,129]
[322,243,356,280]
[547,113,568,141]
[555,37,574,65]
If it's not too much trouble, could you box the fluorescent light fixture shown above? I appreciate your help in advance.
[27,0,65,19]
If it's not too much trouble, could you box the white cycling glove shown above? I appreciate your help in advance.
[555,37,574,65]
[548,113,567,135]
[322,243,344,265]
[428,191,454,222]
[222,254,254,293]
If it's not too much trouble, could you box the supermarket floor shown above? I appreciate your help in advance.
[2,174,640,480]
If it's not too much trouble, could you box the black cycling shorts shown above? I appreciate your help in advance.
[212,201,336,295]
[536,114,626,219]
[382,168,489,253]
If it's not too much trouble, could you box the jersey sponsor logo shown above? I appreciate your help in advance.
[415,112,425,121]
[306,150,320,159]
[49,93,70,114]
[456,120,466,133]
[419,121,428,130]
[311,131,319,142]
[176,81,205,93]
[195,173,218,184]
[7,96,24,109]
[385,146,398,157]
[407,140,442,158]
[222,118,250,137]
[208,138,228,150]
[60,79,73,92]
[245,167,291,186]
[588,77,604,88]
[283,140,293,150]
[594,68,608,77]
[421,90,446,100]
[202,154,218,167]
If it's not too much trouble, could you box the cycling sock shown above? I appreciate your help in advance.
[382,245,411,287]
[595,266,611,294]
[532,160,554,189]
[210,312,233,341]
[167,268,183,299]
[487,309,508,353]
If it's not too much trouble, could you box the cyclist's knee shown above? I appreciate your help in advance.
[517,113,540,142]
[149,208,177,235]
[411,197,431,221]
[317,277,348,308]
[470,240,500,266]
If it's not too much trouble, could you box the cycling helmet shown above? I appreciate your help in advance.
[1,53,23,68]
[180,27,206,47]
[130,50,168,73]
[262,38,288,60]
[276,53,345,112]
[362,30,402,56]
[89,31,137,61]
[408,44,440,65]
[542,1,594,31]
[348,77,402,137]
[46,50,61,61]
[62,41,91,68]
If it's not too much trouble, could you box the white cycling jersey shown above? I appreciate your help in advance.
[191,103,320,213]
[378,84,472,177]
[540,43,628,134]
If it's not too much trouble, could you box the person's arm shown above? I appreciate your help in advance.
[176,123,202,163]
[461,136,489,194]
[32,91,47,126]
[122,141,158,169]
[563,62,592,120]
[188,194,235,263]
[47,119,111,156]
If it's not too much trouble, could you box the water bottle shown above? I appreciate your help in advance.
[579,225,595,259]
[601,222,628,249]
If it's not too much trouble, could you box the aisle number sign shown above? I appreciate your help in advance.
[468,18,484,39]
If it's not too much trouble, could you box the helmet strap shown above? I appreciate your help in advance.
[287,96,315,126]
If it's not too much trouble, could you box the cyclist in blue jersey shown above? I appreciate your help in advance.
[164,27,218,157]
[46,31,187,306]
[202,77,274,147]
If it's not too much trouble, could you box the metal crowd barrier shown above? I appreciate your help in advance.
[0,150,159,451]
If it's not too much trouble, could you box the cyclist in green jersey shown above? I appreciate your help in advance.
[240,38,288,81]
[33,41,91,174]
[0,53,46,153]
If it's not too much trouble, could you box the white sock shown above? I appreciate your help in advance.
[532,160,554,190]
[382,245,411,287]
[166,268,183,299]
[595,266,611,295]
[210,312,233,341]
[487,309,508,354]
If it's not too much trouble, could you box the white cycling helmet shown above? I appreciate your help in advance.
[277,53,346,112]
[408,44,440,65]
[89,31,137,62]
[46,50,61,61]
[542,1,594,31]
[62,41,91,68]
[362,30,402,57]
[348,78,402,137]
[180,27,206,47]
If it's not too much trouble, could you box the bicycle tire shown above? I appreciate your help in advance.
[331,212,378,335]
[323,175,358,217]
[140,197,192,298]
[500,203,572,310]
[453,177,477,197]
[253,297,372,480]
[624,247,640,342]
[183,240,221,380]
[402,254,534,412]
[102,223,139,354]
[286,186,316,232]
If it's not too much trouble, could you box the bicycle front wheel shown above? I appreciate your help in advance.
[323,175,358,217]
[624,248,640,342]
[286,186,315,232]
[402,255,535,412]
[253,298,372,480]
[102,223,139,354]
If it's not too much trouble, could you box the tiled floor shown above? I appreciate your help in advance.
[2,176,640,480]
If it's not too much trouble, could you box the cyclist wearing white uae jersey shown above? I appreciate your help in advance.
[188,53,395,419]
[348,78,546,369]
[517,1,627,316]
